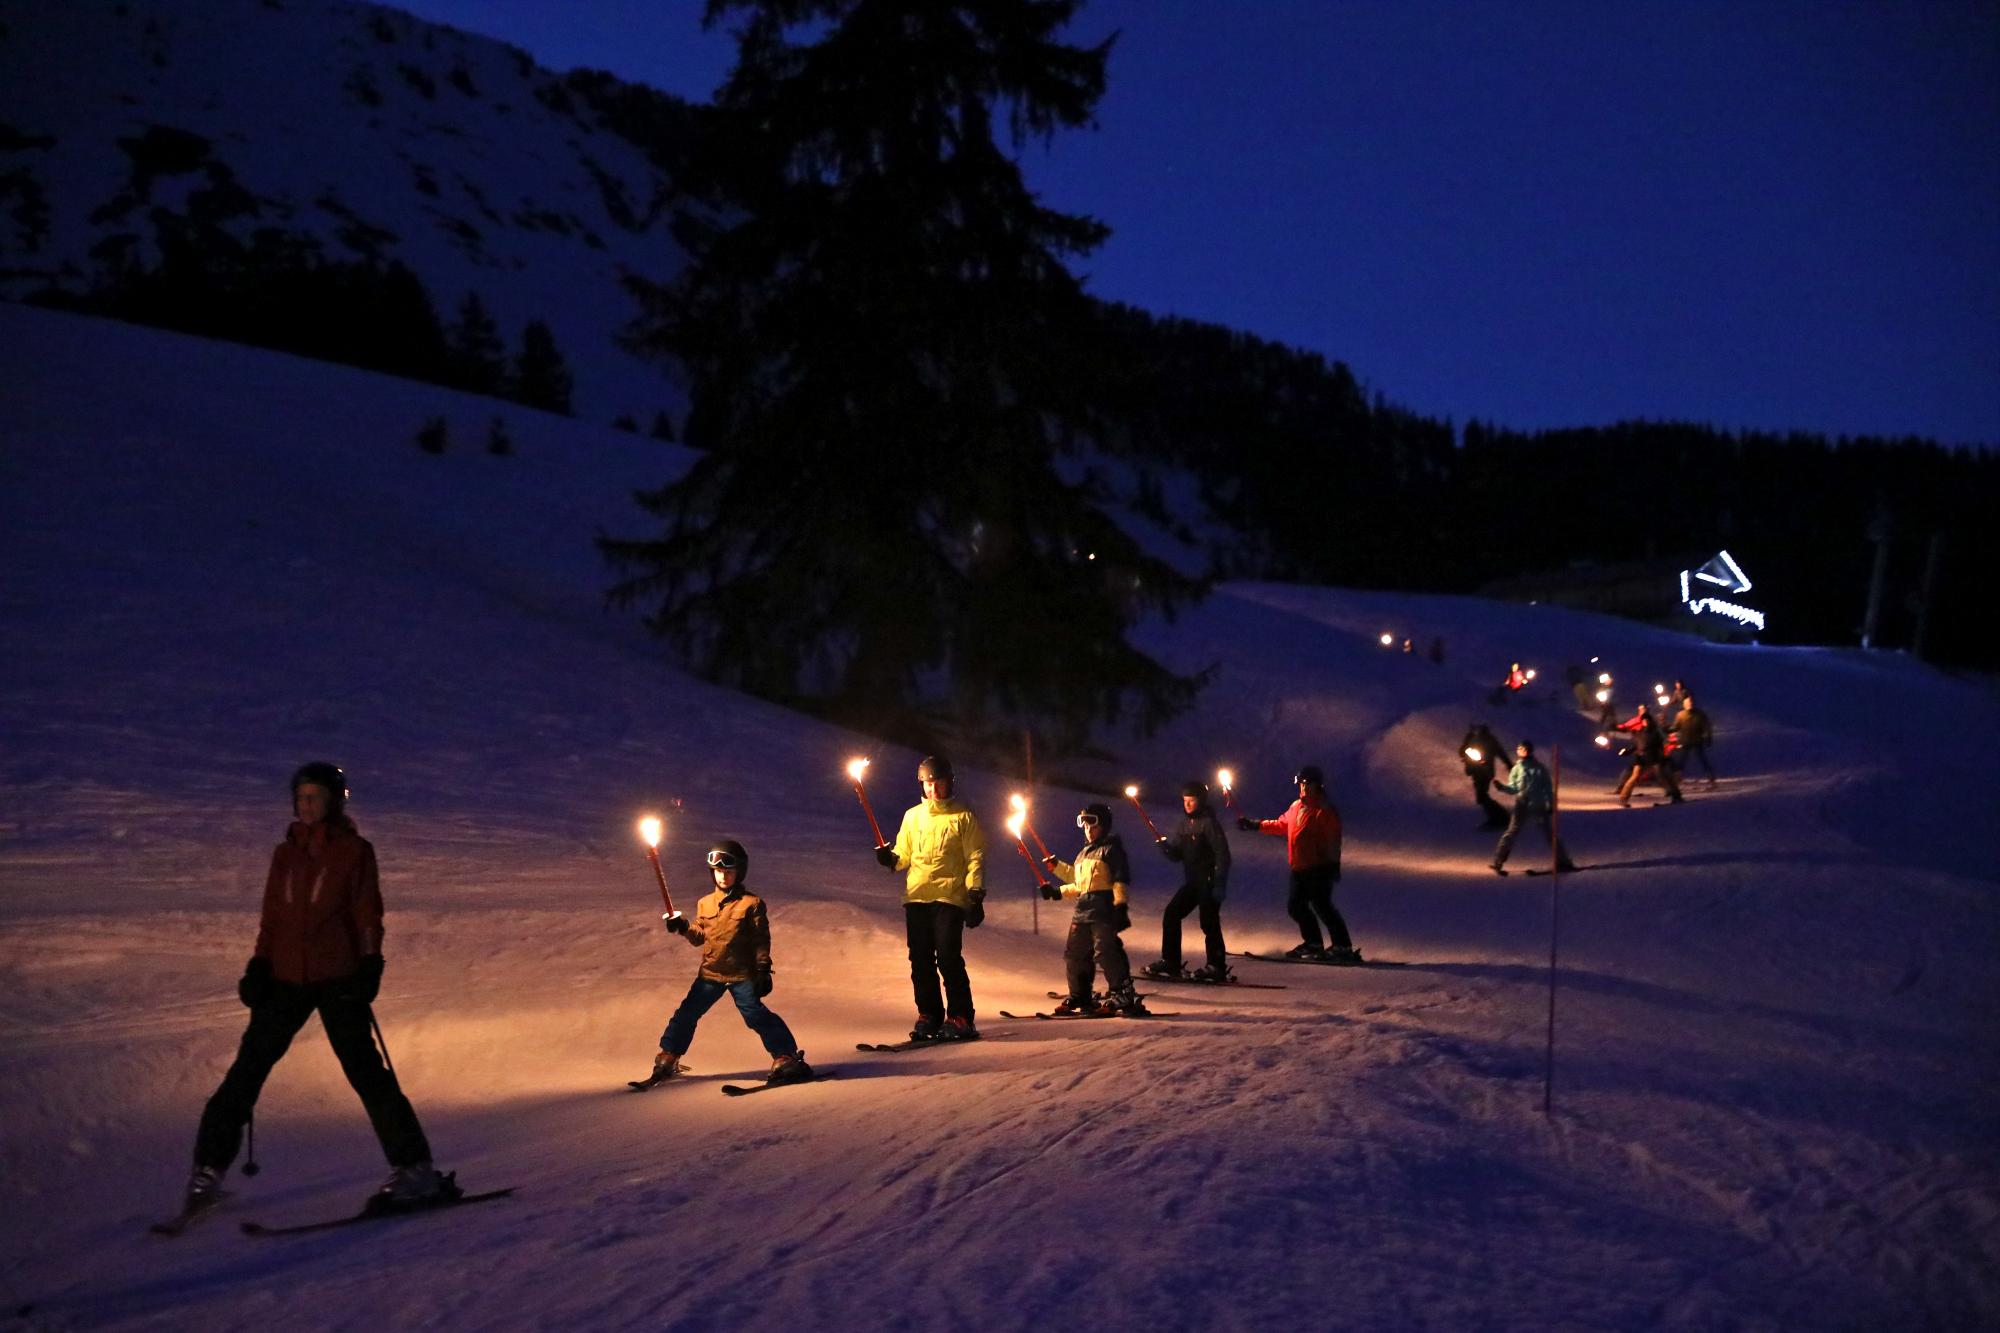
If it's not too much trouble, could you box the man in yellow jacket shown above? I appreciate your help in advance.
[875,755,987,1040]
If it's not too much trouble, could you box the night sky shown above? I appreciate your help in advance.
[395,0,1999,447]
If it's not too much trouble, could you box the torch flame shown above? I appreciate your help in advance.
[1123,784,1138,798]
[1598,672,1612,685]
[1217,768,1234,790]
[1464,747,1482,763]
[1594,734,1611,748]
[638,816,662,848]
[1006,810,1026,839]
[1379,632,1394,646]
[1653,683,1665,695]
[846,757,869,782]
[1524,668,1537,680]
[1595,688,1611,703]
[1009,792,1028,813]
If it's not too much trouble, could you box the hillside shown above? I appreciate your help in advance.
[0,0,695,422]
[4,301,1996,1328]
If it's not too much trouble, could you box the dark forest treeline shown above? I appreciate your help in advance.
[1092,300,1998,669]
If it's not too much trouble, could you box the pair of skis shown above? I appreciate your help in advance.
[1230,950,1408,969]
[152,1177,514,1239]
[628,1064,838,1096]
[855,1030,1014,1053]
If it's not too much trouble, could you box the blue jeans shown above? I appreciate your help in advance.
[660,977,797,1058]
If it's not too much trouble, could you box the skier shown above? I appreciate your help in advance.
[647,839,812,1086]
[875,755,987,1040]
[1239,766,1360,963]
[1491,741,1578,874]
[1042,803,1145,1014]
[1141,781,1233,982]
[1671,695,1717,789]
[1459,721,1511,829]
[1614,704,1683,805]
[173,763,450,1227]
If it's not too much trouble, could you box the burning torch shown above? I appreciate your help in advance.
[1216,768,1245,818]
[638,816,678,923]
[846,757,887,847]
[1006,809,1053,887]
[1379,632,1395,647]
[1008,793,1052,860]
[1464,746,1484,764]
[1122,784,1164,839]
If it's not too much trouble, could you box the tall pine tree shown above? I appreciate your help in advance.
[606,0,1205,750]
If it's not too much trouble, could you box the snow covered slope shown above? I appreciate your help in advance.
[1,0,694,421]
[2,301,1996,1329]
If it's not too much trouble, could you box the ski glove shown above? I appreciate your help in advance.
[339,954,385,1005]
[753,971,773,998]
[1039,882,1062,901]
[663,912,690,934]
[1236,816,1257,831]
[237,956,273,1009]
[964,891,985,929]
[1111,903,1131,932]
[874,845,900,870]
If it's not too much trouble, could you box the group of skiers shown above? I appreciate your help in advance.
[171,754,1367,1228]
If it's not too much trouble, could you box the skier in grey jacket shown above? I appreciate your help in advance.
[1491,741,1577,875]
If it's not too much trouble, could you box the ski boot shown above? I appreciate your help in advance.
[934,1016,978,1041]
[1321,946,1364,966]
[1096,985,1149,1017]
[1140,958,1184,980]
[1189,962,1233,984]
[767,1050,814,1085]
[1284,942,1324,960]
[1050,994,1091,1016]
[909,1014,942,1042]
[369,1160,459,1215]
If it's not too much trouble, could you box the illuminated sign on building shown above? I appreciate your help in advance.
[1679,550,1765,632]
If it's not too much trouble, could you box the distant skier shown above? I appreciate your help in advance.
[875,755,987,1040]
[173,763,451,1228]
[1459,721,1511,829]
[648,839,812,1087]
[1671,696,1717,788]
[1240,766,1361,963]
[1614,704,1683,805]
[1491,741,1578,875]
[1142,781,1233,982]
[1043,803,1145,1014]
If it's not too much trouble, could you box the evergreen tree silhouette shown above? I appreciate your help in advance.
[447,292,506,395]
[511,318,574,414]
[606,0,1205,748]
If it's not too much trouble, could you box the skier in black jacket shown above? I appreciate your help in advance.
[1142,782,1234,982]
[1459,722,1510,829]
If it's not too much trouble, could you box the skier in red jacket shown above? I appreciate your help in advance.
[1239,766,1363,963]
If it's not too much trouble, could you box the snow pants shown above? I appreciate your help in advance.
[1065,892,1131,1002]
[906,901,975,1023]
[1160,882,1225,972]
[1680,743,1716,782]
[661,977,797,1059]
[195,980,430,1172]
[1617,760,1681,802]
[1287,864,1352,951]
[1470,773,1508,826]
[1493,805,1572,869]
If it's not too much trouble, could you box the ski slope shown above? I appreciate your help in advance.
[2,301,1995,1330]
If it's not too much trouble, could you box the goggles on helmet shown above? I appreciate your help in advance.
[1076,812,1100,828]
[706,849,743,870]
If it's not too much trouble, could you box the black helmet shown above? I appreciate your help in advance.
[1179,780,1209,804]
[1077,802,1114,832]
[290,761,347,814]
[705,839,748,877]
[1518,739,1536,756]
[1294,765,1325,788]
[917,754,954,783]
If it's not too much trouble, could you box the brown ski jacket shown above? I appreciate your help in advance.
[254,818,384,985]
[677,884,773,983]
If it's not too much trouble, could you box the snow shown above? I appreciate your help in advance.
[2,299,1997,1329]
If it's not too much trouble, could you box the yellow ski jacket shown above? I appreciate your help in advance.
[889,798,987,909]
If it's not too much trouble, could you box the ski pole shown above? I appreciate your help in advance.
[242,1109,260,1177]
[845,758,887,847]
[1121,785,1163,839]
[371,1014,398,1082]
[638,816,677,919]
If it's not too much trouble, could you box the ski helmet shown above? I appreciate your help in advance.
[705,839,748,877]
[1518,740,1536,756]
[1294,765,1325,788]
[290,761,347,814]
[1179,780,1210,805]
[917,755,954,784]
[1077,802,1115,832]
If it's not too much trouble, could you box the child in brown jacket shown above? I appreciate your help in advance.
[643,839,812,1087]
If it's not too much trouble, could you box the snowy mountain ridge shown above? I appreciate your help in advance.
[2,302,1996,1327]
[1,0,696,422]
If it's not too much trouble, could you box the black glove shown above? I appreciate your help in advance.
[340,954,384,1005]
[1111,903,1131,932]
[663,912,690,934]
[1237,816,1257,831]
[753,971,773,998]
[237,956,273,1009]
[965,892,985,929]
[1039,882,1062,901]
[874,845,899,869]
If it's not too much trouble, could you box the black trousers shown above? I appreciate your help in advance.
[1681,743,1716,780]
[1493,805,1572,869]
[906,901,974,1022]
[1160,883,1225,970]
[1064,896,1131,1001]
[1287,865,1351,950]
[195,980,430,1171]
[1471,774,1507,825]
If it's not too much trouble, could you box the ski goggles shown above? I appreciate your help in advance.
[706,849,743,869]
[1076,812,1100,828]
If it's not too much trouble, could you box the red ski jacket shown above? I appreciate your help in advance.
[1250,795,1342,871]
[253,818,384,985]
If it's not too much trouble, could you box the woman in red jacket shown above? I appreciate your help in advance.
[174,763,450,1225]
[1239,765,1363,963]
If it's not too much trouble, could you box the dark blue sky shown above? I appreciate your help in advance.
[397,0,1998,446]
